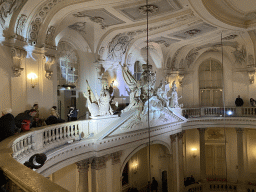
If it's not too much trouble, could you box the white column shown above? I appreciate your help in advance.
[76,160,89,192]
[110,151,122,192]
[198,128,207,192]
[170,134,178,192]
[91,156,107,192]
[178,131,185,192]
[236,128,245,183]
[198,128,206,182]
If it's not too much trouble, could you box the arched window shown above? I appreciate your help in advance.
[57,42,78,87]
[134,61,143,80]
[199,59,223,107]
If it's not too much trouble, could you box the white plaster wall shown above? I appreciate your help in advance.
[76,51,98,119]
[50,163,77,192]
[185,129,200,180]
[247,129,256,182]
[225,128,238,182]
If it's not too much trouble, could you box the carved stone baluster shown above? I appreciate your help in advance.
[23,138,28,154]
[61,127,65,140]
[52,128,56,143]
[71,125,75,138]
[19,139,24,156]
[56,128,60,141]
[66,126,69,138]
[46,130,50,144]
[27,135,32,152]
[12,143,17,158]
[15,142,20,157]
[76,125,80,138]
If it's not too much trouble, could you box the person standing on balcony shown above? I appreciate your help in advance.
[235,95,244,107]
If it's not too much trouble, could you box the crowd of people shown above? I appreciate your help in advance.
[0,104,79,142]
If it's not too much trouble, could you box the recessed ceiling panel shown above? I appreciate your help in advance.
[116,0,182,21]
[73,8,125,28]
[148,36,180,47]
[168,23,217,40]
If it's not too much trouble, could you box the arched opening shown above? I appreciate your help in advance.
[121,144,170,192]
[199,58,223,107]
[56,41,79,120]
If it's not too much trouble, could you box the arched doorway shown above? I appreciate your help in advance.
[121,144,170,192]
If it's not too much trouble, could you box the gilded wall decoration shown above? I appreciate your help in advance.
[0,0,23,28]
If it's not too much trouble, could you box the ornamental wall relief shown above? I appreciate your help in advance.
[0,0,23,28]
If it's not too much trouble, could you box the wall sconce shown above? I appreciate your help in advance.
[132,161,138,174]
[27,73,38,88]
[45,70,53,80]
[191,148,197,158]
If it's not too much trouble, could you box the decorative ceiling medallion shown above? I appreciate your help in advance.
[184,29,201,36]
[138,5,159,15]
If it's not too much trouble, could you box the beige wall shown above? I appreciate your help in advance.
[50,163,77,192]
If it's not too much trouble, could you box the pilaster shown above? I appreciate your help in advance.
[76,159,89,192]
[91,156,107,192]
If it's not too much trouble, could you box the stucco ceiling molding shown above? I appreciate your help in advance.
[27,0,65,44]
[72,8,125,29]
[116,0,182,22]
[188,0,246,30]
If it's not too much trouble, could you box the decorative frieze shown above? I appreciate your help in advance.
[0,0,23,29]
[45,26,56,48]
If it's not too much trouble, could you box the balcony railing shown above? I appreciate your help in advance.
[1,108,256,191]
[182,107,256,118]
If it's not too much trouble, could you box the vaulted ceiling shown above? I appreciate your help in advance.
[1,0,256,70]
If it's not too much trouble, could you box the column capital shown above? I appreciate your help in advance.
[91,156,107,170]
[236,128,244,134]
[197,128,206,134]
[76,159,89,170]
[110,151,122,165]
[170,134,177,143]
[177,131,185,140]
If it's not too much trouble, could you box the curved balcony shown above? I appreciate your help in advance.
[1,107,256,191]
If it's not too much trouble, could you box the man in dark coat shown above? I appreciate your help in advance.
[68,107,78,121]
[14,109,37,129]
[235,95,244,107]
[0,108,17,142]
